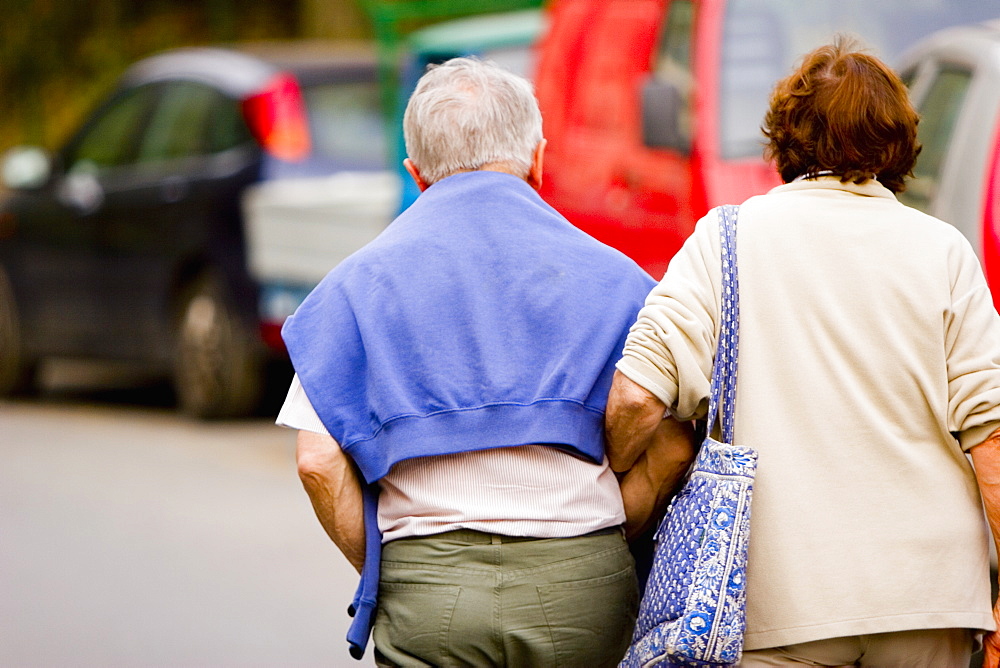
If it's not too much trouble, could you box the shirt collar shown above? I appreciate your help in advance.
[770,174,897,200]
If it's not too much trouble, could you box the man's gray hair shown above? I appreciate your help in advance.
[403,57,544,185]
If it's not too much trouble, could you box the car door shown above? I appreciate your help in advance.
[13,84,159,357]
[624,0,699,278]
[92,80,257,363]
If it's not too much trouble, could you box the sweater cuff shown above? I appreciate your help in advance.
[616,355,678,411]
[960,420,1000,452]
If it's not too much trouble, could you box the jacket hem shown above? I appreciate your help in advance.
[343,400,606,482]
[743,611,995,651]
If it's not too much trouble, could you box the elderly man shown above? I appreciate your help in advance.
[276,58,658,666]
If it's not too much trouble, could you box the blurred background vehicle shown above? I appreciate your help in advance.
[199,7,548,398]
[897,19,1000,309]
[0,42,389,419]
[6,1,998,421]
[392,8,545,211]
[534,0,998,279]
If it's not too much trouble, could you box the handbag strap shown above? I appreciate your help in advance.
[705,204,740,444]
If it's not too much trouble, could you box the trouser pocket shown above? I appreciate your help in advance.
[373,581,462,667]
[536,558,639,668]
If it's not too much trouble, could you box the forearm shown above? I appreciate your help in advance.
[296,430,366,573]
[606,370,696,536]
[973,428,1000,561]
[606,370,673,472]
[971,428,1000,667]
[618,418,695,539]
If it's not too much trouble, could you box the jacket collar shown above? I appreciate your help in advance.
[769,175,897,200]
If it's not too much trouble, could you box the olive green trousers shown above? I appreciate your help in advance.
[372,527,638,667]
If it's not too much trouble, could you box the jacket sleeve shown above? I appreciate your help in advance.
[944,235,1000,450]
[615,208,723,421]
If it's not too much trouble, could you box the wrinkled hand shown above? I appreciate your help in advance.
[984,602,1000,668]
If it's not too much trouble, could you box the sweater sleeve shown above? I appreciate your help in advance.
[616,209,723,421]
[944,236,1000,451]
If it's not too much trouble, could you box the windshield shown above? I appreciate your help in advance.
[719,0,996,159]
[304,81,386,171]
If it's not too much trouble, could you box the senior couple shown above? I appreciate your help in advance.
[279,41,1000,668]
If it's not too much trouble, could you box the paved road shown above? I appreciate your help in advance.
[0,362,374,667]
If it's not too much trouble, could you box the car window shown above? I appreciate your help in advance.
[718,4,785,159]
[206,90,252,154]
[138,81,242,162]
[301,81,387,172]
[718,0,996,160]
[481,44,536,80]
[416,42,535,79]
[898,67,972,213]
[65,85,159,174]
[651,0,695,149]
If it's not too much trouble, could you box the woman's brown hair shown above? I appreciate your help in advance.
[762,37,920,194]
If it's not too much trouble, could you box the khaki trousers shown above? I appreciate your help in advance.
[372,528,638,668]
[738,628,975,668]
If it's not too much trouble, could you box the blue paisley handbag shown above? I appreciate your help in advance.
[620,204,758,668]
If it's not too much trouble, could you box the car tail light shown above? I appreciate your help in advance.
[982,114,1000,312]
[242,72,310,162]
[259,321,287,353]
[0,212,16,239]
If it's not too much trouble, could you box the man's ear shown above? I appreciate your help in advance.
[526,139,546,191]
[403,158,430,192]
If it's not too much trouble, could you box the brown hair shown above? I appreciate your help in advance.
[761,37,920,194]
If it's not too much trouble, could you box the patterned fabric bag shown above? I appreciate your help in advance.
[620,204,757,668]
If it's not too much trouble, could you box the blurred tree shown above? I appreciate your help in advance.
[0,1,536,157]
[0,0,310,155]
[301,0,372,39]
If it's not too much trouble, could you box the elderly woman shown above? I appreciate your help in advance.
[607,39,1000,667]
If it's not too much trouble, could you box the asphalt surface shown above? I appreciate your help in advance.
[0,360,374,667]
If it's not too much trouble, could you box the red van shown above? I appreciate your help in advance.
[534,0,997,278]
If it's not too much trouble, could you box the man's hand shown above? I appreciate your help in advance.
[606,370,696,537]
[296,430,366,573]
[971,427,1000,667]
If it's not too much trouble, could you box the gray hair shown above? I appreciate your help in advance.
[403,57,544,185]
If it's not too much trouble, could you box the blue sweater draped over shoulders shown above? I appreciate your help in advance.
[282,170,655,659]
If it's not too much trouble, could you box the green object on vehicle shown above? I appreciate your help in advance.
[406,8,544,55]
[357,0,544,120]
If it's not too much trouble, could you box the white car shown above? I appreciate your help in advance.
[898,19,1000,304]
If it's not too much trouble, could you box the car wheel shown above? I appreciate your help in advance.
[173,273,264,419]
[0,265,36,396]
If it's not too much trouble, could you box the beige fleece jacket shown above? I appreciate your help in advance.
[617,177,1000,650]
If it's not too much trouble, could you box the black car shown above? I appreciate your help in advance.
[0,42,389,418]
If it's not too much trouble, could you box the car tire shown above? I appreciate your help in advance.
[0,265,36,396]
[173,273,264,419]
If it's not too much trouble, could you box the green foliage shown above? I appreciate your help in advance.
[0,0,300,155]
[0,1,541,156]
